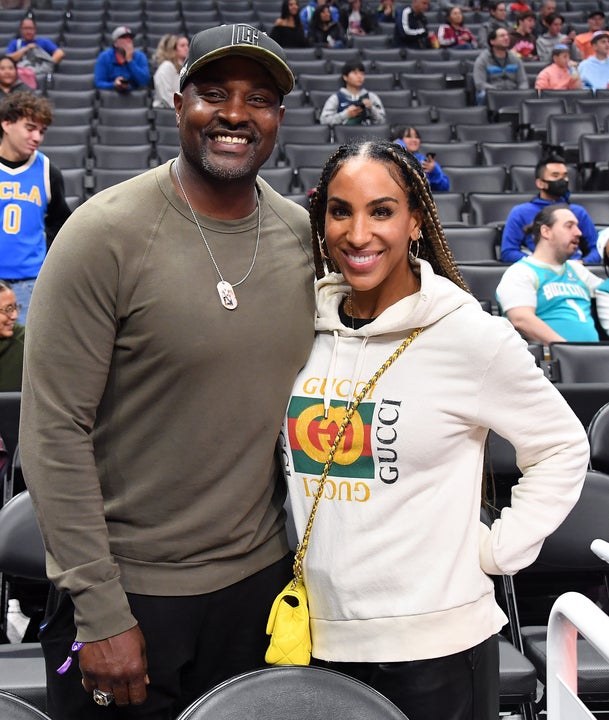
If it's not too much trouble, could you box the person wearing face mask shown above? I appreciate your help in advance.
[500,155,600,264]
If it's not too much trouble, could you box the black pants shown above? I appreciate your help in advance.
[314,634,500,720]
[40,554,292,720]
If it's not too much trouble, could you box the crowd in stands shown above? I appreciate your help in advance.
[1,0,609,365]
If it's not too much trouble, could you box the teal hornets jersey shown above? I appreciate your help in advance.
[522,258,599,342]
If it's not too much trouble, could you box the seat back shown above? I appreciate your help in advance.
[176,666,408,720]
[547,342,609,383]
[0,492,46,581]
[0,691,51,719]
[0,392,21,465]
[587,402,609,475]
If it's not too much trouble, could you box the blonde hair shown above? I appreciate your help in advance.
[153,34,185,72]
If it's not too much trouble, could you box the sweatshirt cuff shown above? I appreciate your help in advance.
[72,576,137,642]
[478,522,503,576]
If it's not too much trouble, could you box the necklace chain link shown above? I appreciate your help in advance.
[174,163,261,293]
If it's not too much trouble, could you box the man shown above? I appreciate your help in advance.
[6,16,64,85]
[319,60,386,126]
[575,10,606,59]
[501,156,600,264]
[393,0,434,50]
[497,205,609,343]
[578,29,609,90]
[0,92,70,322]
[473,28,529,105]
[509,11,539,61]
[536,12,579,64]
[535,43,581,89]
[477,1,511,48]
[94,25,150,92]
[534,0,557,38]
[20,24,315,720]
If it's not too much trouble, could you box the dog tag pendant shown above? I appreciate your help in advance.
[217,281,238,310]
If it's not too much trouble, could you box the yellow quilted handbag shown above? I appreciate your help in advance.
[265,577,311,665]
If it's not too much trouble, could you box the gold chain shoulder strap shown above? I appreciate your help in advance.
[291,326,425,585]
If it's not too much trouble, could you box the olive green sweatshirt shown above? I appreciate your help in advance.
[20,162,315,641]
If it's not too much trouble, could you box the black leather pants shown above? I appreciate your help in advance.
[314,634,500,720]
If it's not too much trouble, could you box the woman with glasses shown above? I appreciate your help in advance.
[0,280,24,391]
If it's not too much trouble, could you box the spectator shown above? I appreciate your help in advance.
[534,0,556,37]
[94,25,150,92]
[20,24,315,720]
[478,1,511,48]
[0,55,32,98]
[535,43,582,89]
[0,92,70,322]
[320,60,386,126]
[509,11,539,60]
[6,16,64,87]
[497,205,609,343]
[310,4,347,48]
[473,28,529,105]
[0,280,24,392]
[394,125,450,191]
[377,0,396,23]
[578,29,609,90]
[575,10,606,60]
[438,6,477,49]
[152,34,189,108]
[269,0,309,48]
[501,155,600,264]
[339,0,378,38]
[394,0,436,50]
[536,13,579,64]
[300,0,340,35]
[285,138,590,720]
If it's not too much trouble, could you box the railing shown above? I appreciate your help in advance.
[546,539,609,720]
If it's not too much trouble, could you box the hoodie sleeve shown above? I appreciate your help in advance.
[476,321,588,576]
[501,206,529,263]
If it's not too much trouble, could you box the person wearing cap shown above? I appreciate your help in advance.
[20,23,314,720]
[535,43,582,89]
[578,29,609,90]
[575,10,606,59]
[319,60,386,126]
[94,25,150,92]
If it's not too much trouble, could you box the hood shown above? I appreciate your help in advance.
[315,259,479,336]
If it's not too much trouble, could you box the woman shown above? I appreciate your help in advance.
[152,34,189,108]
[377,0,396,24]
[438,6,477,49]
[339,0,377,38]
[310,4,347,48]
[0,281,24,392]
[279,139,589,720]
[0,55,32,99]
[270,0,309,48]
[394,126,450,192]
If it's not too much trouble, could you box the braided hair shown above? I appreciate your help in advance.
[309,138,469,293]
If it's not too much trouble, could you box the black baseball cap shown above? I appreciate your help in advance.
[179,24,294,95]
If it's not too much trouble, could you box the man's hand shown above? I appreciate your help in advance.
[79,625,149,706]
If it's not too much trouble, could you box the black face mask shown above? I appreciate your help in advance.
[543,178,569,199]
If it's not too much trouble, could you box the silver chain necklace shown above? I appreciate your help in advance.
[174,163,261,311]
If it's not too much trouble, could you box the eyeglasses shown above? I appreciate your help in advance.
[0,303,22,317]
